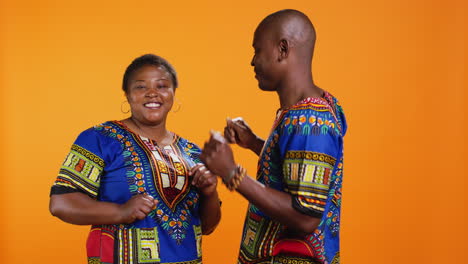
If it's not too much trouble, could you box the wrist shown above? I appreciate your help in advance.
[249,136,263,154]
[115,204,126,224]
[221,164,237,183]
[200,183,218,197]
[245,134,257,150]
[201,189,219,200]
[223,164,247,191]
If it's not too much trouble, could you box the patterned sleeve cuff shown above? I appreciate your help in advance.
[49,185,83,196]
[292,196,323,218]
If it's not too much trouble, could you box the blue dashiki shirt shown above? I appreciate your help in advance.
[238,92,347,264]
[51,121,204,264]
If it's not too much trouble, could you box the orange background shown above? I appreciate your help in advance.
[0,0,466,263]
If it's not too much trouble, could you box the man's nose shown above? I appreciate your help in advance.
[250,55,256,67]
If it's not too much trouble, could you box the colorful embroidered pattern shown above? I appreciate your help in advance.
[51,121,205,264]
[238,92,347,264]
[284,151,336,214]
[257,132,282,189]
[151,192,199,244]
[272,255,321,264]
[137,136,201,244]
[282,113,340,136]
[330,253,340,264]
[193,225,202,258]
[87,225,117,264]
[140,138,191,209]
[115,228,160,264]
[88,258,101,264]
[239,211,281,263]
[55,144,104,197]
[94,123,147,194]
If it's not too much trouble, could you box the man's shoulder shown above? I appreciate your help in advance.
[277,93,346,137]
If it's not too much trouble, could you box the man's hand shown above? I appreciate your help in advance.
[224,117,265,156]
[200,130,237,182]
[224,117,257,149]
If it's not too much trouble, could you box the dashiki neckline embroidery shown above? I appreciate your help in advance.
[95,121,200,244]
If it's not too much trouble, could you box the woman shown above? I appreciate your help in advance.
[49,54,221,264]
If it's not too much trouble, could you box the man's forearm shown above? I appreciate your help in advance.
[250,137,265,156]
[236,175,320,236]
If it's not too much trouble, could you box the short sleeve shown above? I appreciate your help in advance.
[278,109,342,218]
[50,128,106,198]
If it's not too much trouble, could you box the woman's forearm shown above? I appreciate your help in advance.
[198,191,221,235]
[49,192,123,225]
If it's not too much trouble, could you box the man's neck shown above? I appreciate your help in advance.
[277,75,323,109]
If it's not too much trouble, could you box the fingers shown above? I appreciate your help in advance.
[231,117,249,129]
[201,128,236,179]
[121,193,159,224]
[189,163,205,175]
[200,141,211,164]
[202,131,222,158]
[226,117,253,146]
[190,163,218,191]
[230,120,249,136]
[198,173,216,189]
[226,117,236,128]
[224,125,237,144]
[141,193,156,206]
[231,117,243,122]
[210,130,226,144]
[143,193,158,209]
[191,164,206,185]
[135,194,157,213]
[134,210,148,220]
[192,165,211,187]
[225,117,242,144]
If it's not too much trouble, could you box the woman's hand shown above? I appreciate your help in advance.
[191,163,222,235]
[190,163,218,197]
[119,193,158,224]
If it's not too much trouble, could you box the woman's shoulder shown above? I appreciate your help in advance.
[75,120,127,143]
[174,134,202,152]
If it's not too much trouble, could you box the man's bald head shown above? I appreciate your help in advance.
[255,9,316,63]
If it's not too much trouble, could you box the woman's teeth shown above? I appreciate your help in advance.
[144,103,161,108]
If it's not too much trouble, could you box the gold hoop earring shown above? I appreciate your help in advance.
[121,100,130,114]
[172,97,182,113]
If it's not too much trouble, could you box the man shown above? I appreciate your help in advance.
[200,9,347,264]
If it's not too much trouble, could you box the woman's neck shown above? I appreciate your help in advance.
[124,117,173,146]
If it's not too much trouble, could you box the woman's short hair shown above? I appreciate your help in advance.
[122,54,178,93]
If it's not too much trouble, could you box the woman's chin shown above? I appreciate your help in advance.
[134,115,167,127]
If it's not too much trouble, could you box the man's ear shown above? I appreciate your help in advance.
[278,39,289,61]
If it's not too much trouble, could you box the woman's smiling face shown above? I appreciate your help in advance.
[126,65,175,126]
